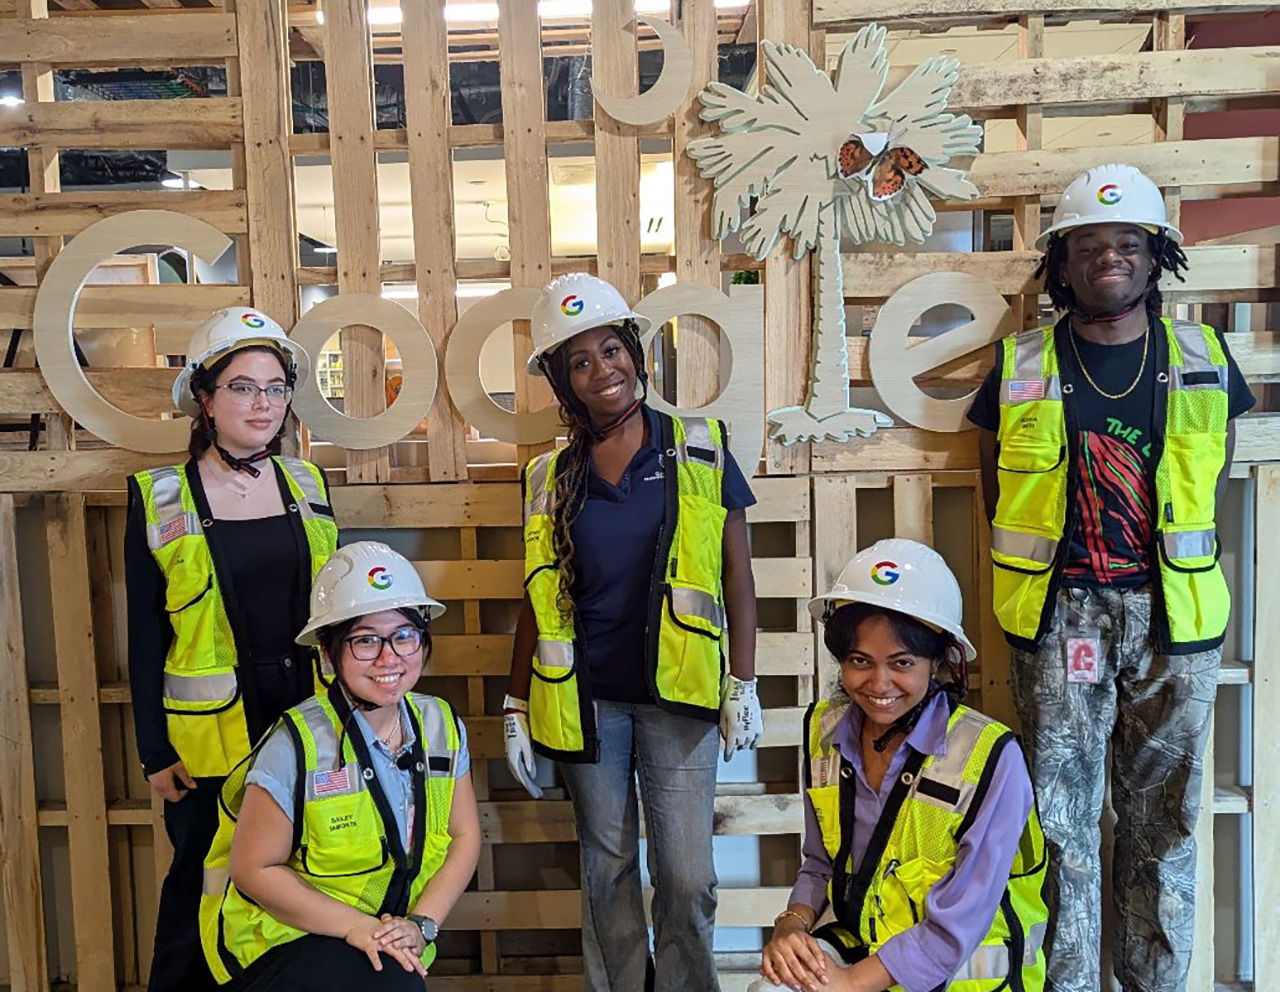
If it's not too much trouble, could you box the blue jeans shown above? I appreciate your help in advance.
[558,701,720,992]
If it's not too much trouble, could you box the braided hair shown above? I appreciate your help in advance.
[537,319,648,624]
[1034,228,1189,317]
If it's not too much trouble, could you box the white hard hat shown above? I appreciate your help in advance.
[296,541,446,647]
[808,538,976,662]
[1036,163,1182,252]
[526,272,651,376]
[172,307,311,417]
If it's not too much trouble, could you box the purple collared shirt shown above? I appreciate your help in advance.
[788,693,1034,992]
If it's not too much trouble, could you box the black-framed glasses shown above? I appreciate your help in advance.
[344,626,423,661]
[216,382,293,406]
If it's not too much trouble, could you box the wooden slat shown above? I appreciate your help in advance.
[46,494,115,992]
[0,495,50,992]
[1011,14,1043,330]
[673,0,721,408]
[0,13,238,64]
[1254,464,1280,991]
[0,190,248,237]
[498,0,555,467]
[892,474,934,545]
[812,474,858,696]
[813,0,1271,24]
[236,0,299,327]
[401,0,468,481]
[0,367,177,416]
[0,283,249,331]
[0,98,243,149]
[325,0,389,483]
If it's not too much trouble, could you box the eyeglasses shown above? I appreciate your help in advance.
[215,382,293,406]
[344,626,423,661]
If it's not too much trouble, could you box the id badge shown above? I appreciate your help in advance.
[1065,631,1101,684]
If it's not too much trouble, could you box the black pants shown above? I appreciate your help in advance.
[148,776,223,992]
[236,933,426,992]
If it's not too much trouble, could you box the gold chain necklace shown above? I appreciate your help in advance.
[1069,322,1150,401]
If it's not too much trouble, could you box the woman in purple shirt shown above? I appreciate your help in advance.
[755,539,1049,992]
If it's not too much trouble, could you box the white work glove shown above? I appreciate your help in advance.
[719,675,763,761]
[502,694,542,799]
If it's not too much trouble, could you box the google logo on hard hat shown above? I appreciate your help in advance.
[241,313,267,329]
[367,566,394,591]
[871,561,900,586]
[1097,184,1122,206]
[561,295,584,317]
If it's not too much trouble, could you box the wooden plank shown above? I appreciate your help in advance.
[1011,15,1043,331]
[46,494,115,992]
[0,14,238,64]
[673,0,721,408]
[0,190,248,238]
[498,0,555,468]
[1254,463,1280,991]
[591,0,642,305]
[0,495,50,992]
[0,450,176,492]
[892,474,934,545]
[1153,13,1186,273]
[812,475,857,697]
[0,367,177,416]
[401,0,468,482]
[325,0,389,483]
[288,117,675,156]
[813,0,1271,24]
[758,0,813,476]
[1188,708,1214,992]
[236,0,299,327]
[0,283,249,331]
[0,98,243,149]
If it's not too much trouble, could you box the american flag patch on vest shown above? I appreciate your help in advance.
[312,766,352,796]
[1007,380,1045,403]
[159,516,188,544]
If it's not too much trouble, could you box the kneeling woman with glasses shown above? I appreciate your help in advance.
[199,542,481,989]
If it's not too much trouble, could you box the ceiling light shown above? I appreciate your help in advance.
[539,0,592,16]
[457,281,511,297]
[367,5,404,25]
[382,285,418,299]
[442,3,498,23]
[315,9,325,22]
[314,245,339,254]
[161,175,200,189]
[0,95,26,108]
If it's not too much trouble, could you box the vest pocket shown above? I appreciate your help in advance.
[876,856,949,940]
[995,442,1066,538]
[674,494,726,589]
[1161,431,1225,528]
[805,785,842,861]
[300,791,388,877]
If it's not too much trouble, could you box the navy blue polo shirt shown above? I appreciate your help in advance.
[571,405,756,704]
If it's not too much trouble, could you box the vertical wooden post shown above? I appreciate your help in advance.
[1252,465,1280,990]
[591,0,642,306]
[46,494,115,992]
[673,0,721,408]
[498,0,555,467]
[812,475,857,698]
[1012,15,1044,332]
[1153,13,1186,254]
[1188,715,1215,992]
[0,495,49,992]
[758,0,815,476]
[975,485,1013,725]
[403,0,469,482]
[326,0,391,483]
[892,474,934,545]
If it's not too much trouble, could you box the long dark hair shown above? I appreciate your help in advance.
[537,319,647,624]
[823,601,969,703]
[186,345,290,460]
[1034,228,1189,317]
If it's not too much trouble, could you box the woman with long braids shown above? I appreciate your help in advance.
[502,272,761,991]
[755,539,1049,992]
[967,164,1254,992]
[126,307,338,991]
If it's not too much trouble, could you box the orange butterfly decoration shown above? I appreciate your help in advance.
[837,134,927,202]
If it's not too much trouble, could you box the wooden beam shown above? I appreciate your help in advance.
[0,284,249,332]
[45,494,115,992]
[402,0,468,482]
[1011,15,1043,331]
[0,190,248,238]
[892,474,934,545]
[812,475,857,697]
[1255,464,1280,991]
[0,98,243,149]
[813,0,1271,24]
[0,495,50,992]
[0,14,238,64]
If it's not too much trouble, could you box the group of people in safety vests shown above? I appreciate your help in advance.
[129,162,1251,992]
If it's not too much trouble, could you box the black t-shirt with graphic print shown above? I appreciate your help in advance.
[967,315,1255,588]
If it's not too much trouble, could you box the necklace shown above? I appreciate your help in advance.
[379,716,402,752]
[1069,321,1150,401]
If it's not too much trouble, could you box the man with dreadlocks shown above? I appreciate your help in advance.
[967,164,1255,992]
[502,272,761,992]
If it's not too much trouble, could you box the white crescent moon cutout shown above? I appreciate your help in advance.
[592,15,694,127]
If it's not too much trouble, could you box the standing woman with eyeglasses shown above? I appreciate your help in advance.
[126,307,339,992]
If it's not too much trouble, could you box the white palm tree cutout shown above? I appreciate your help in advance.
[687,25,982,444]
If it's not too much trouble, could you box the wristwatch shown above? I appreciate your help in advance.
[407,913,438,944]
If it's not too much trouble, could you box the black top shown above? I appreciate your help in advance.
[125,459,331,776]
[967,315,1255,588]
[568,405,757,703]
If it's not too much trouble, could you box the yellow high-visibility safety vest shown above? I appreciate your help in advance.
[133,456,338,777]
[199,686,460,983]
[804,698,1050,992]
[522,411,729,762]
[991,318,1231,653]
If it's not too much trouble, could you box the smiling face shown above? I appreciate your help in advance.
[838,613,937,734]
[1062,223,1157,316]
[333,609,426,708]
[563,325,638,425]
[198,348,289,456]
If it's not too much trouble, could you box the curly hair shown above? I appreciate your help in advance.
[537,320,648,624]
[1034,228,1189,317]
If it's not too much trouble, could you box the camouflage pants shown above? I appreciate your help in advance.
[1011,585,1220,992]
